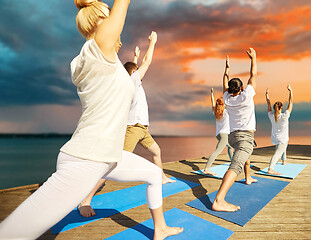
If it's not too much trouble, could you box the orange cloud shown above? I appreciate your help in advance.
[148,3,311,67]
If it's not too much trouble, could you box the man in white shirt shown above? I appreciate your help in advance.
[123,32,175,185]
[212,49,258,212]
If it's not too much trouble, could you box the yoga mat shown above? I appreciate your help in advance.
[192,163,253,179]
[106,208,234,240]
[255,163,307,179]
[186,176,289,226]
[52,177,199,234]
[191,163,231,179]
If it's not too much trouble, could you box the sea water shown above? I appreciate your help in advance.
[0,136,310,189]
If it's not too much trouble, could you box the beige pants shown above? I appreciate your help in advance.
[124,123,155,152]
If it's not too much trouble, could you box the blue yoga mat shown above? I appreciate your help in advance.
[186,176,289,226]
[106,208,234,240]
[51,177,199,234]
[255,163,307,179]
[191,163,231,179]
[192,163,253,179]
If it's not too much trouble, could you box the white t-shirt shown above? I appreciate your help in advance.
[127,71,149,126]
[223,85,256,132]
[61,39,134,163]
[215,109,230,136]
[268,110,290,145]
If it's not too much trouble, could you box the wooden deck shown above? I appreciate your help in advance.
[1,145,311,239]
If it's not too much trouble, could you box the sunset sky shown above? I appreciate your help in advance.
[0,0,310,136]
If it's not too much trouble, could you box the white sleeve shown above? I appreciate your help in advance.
[88,39,117,66]
[268,111,274,121]
[223,91,229,102]
[131,71,142,92]
[245,85,256,97]
[283,110,291,119]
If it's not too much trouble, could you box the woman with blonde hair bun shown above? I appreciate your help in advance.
[203,86,233,176]
[0,1,182,239]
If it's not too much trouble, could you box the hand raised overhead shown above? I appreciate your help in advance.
[134,46,140,58]
[246,48,256,59]
[149,31,157,44]
[226,55,230,68]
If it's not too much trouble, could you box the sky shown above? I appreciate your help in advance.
[0,0,310,136]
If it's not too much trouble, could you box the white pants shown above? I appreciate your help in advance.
[269,142,288,169]
[0,151,162,240]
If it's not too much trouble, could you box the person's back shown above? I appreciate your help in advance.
[268,110,290,145]
[127,70,149,126]
[212,50,258,213]
[203,89,233,176]
[265,84,293,174]
[61,39,134,162]
[223,84,256,132]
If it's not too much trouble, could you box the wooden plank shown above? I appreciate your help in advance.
[0,145,310,239]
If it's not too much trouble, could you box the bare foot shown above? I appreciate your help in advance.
[154,226,183,240]
[282,160,288,165]
[78,204,96,218]
[162,176,176,185]
[212,199,240,212]
[246,176,258,185]
[202,169,217,176]
[268,169,282,175]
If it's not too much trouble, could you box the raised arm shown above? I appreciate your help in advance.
[287,83,293,113]
[265,88,272,112]
[246,48,257,90]
[211,88,216,112]
[138,31,157,79]
[133,46,140,64]
[223,56,229,93]
[95,0,130,61]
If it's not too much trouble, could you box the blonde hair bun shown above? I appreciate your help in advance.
[75,0,98,9]
[74,0,110,38]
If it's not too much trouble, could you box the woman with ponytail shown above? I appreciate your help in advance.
[265,84,293,175]
[212,51,258,212]
[203,87,233,176]
[0,1,182,239]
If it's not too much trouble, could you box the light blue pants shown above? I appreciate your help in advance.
[269,142,288,169]
[205,133,233,169]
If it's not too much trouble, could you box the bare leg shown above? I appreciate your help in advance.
[148,142,175,184]
[212,170,240,212]
[267,169,282,175]
[150,205,183,240]
[105,151,182,239]
[244,159,257,185]
[202,168,217,176]
[78,178,107,217]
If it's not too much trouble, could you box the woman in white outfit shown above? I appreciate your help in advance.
[0,1,182,239]
[265,84,293,175]
[203,87,233,176]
